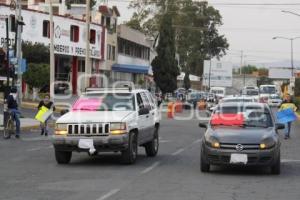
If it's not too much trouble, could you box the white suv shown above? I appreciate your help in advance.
[52,88,160,164]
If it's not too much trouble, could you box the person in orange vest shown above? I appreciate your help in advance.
[279,94,298,139]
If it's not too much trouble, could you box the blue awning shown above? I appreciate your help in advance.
[112,64,149,74]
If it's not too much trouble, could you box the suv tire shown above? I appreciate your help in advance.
[271,153,281,175]
[121,132,138,164]
[55,150,72,164]
[200,150,210,172]
[145,127,159,157]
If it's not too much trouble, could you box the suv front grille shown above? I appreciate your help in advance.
[67,123,110,135]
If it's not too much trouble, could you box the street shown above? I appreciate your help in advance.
[1,110,300,200]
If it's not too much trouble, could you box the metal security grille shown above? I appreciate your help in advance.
[67,123,110,135]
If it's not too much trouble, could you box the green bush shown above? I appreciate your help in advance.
[23,63,50,89]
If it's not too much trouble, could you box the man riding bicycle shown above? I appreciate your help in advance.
[6,87,21,138]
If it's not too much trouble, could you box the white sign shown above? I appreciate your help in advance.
[203,60,233,87]
[269,67,294,79]
[0,5,104,59]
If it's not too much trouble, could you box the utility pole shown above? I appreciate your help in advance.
[15,0,23,105]
[291,39,294,77]
[49,0,55,98]
[240,50,243,75]
[85,0,91,90]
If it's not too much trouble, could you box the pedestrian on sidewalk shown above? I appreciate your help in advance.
[279,94,298,139]
[7,87,21,138]
[37,95,55,136]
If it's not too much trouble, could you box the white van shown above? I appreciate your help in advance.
[210,87,226,99]
[259,85,278,103]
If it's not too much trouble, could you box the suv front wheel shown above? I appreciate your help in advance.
[145,127,159,157]
[121,132,138,164]
[55,150,72,164]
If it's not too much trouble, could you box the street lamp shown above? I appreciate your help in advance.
[272,36,300,77]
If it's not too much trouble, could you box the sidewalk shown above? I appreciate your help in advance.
[0,114,41,131]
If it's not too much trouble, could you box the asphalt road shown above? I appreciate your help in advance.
[1,110,300,200]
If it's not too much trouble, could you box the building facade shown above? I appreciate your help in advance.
[0,3,105,95]
[113,24,153,88]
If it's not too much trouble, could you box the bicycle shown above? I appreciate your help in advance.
[3,111,16,139]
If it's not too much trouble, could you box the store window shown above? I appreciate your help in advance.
[90,29,96,44]
[42,20,50,38]
[10,15,16,32]
[70,25,79,42]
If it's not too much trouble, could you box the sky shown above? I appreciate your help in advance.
[107,0,300,68]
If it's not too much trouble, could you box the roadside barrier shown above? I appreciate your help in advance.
[175,101,183,113]
[167,102,175,119]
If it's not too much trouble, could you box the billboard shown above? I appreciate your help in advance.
[203,60,233,87]
[0,5,104,59]
[269,67,294,79]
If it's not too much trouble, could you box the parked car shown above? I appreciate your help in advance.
[199,102,284,174]
[268,94,282,107]
[53,87,160,164]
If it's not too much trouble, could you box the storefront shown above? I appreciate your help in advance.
[0,4,105,95]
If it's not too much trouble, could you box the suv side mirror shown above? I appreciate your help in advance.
[275,123,285,130]
[139,108,150,115]
[199,122,207,129]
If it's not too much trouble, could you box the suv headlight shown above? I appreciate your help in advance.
[110,122,127,135]
[205,135,220,148]
[260,137,276,149]
[55,124,68,135]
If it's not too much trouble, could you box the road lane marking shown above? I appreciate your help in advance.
[97,189,120,200]
[21,137,51,142]
[27,145,53,152]
[282,159,300,163]
[192,139,202,145]
[160,140,170,143]
[172,148,185,156]
[141,161,160,174]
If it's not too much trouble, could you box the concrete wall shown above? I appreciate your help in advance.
[232,75,258,92]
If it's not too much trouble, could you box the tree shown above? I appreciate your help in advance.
[241,65,257,74]
[183,71,191,90]
[258,68,269,76]
[295,78,300,97]
[151,12,179,94]
[127,0,228,76]
[22,42,49,64]
[23,63,50,89]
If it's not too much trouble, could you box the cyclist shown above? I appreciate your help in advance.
[7,87,21,138]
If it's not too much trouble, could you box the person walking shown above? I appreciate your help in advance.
[7,87,21,138]
[279,94,298,139]
[37,95,55,136]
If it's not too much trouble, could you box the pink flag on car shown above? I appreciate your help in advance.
[72,98,102,111]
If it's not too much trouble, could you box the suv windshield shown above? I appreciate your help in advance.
[72,93,135,111]
[212,105,273,128]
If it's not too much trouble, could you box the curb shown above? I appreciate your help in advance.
[0,99,68,113]
[0,123,55,132]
